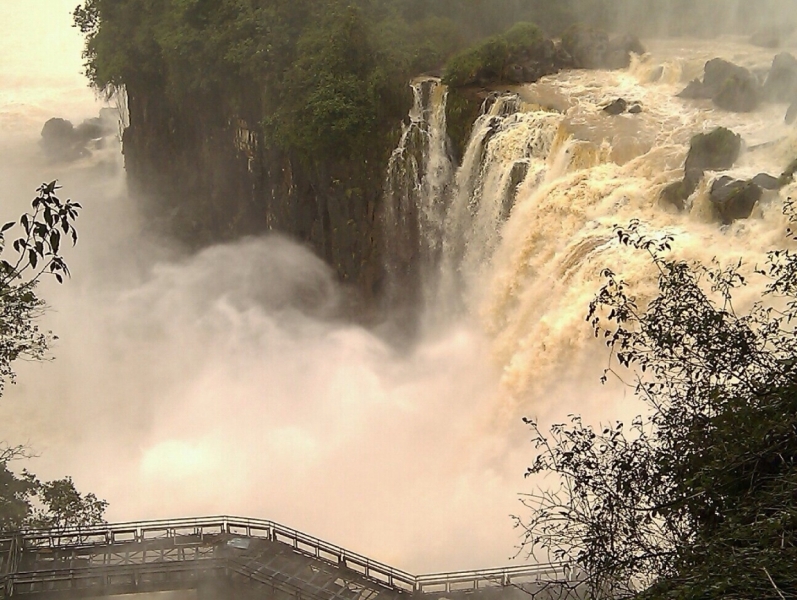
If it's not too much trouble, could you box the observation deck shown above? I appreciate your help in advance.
[0,517,580,600]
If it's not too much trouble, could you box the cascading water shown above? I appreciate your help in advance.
[385,35,797,405]
[7,3,797,573]
[381,78,454,310]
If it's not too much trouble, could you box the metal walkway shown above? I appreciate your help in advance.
[0,517,578,600]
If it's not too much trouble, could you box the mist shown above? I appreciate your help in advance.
[5,0,793,580]
[0,0,600,574]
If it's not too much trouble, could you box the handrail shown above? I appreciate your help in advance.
[0,516,574,595]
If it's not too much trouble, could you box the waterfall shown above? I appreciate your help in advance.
[383,37,797,398]
[381,78,455,310]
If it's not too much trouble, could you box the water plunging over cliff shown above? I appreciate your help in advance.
[383,36,797,402]
[5,6,797,573]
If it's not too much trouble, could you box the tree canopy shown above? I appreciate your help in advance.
[517,212,797,599]
[71,0,598,162]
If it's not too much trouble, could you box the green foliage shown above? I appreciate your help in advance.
[72,0,592,162]
[0,182,80,395]
[442,21,542,87]
[0,186,106,534]
[0,447,107,533]
[517,214,797,598]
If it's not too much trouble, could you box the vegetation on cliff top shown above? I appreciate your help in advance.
[442,22,543,87]
[72,0,608,163]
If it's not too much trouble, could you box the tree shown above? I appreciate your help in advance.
[0,183,107,533]
[516,208,797,599]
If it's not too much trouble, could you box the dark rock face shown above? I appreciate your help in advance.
[122,86,392,308]
[678,79,712,100]
[713,75,760,112]
[660,180,691,211]
[661,127,742,211]
[684,127,742,187]
[503,38,574,85]
[562,25,609,69]
[605,34,646,69]
[678,59,761,112]
[562,25,645,70]
[703,59,751,92]
[780,158,797,186]
[40,116,114,162]
[751,173,782,190]
[601,98,642,116]
[764,52,797,102]
[709,177,763,224]
[603,98,628,115]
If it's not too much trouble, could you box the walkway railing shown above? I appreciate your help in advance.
[0,516,574,597]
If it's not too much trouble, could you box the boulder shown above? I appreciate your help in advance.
[75,118,105,142]
[713,74,760,112]
[709,177,763,224]
[660,180,691,211]
[752,173,783,190]
[684,127,742,188]
[764,53,797,102]
[561,24,610,69]
[677,59,761,111]
[506,63,526,84]
[561,26,645,70]
[40,117,86,161]
[628,103,643,114]
[703,59,760,111]
[605,34,646,70]
[603,98,628,115]
[780,158,797,186]
[703,59,753,93]
[678,78,712,99]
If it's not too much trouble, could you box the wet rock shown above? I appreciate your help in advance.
[660,180,691,211]
[40,118,87,162]
[713,74,760,112]
[501,160,530,220]
[628,103,643,114]
[703,59,753,93]
[506,63,526,84]
[764,52,797,102]
[76,118,105,142]
[561,25,645,70]
[751,173,782,190]
[709,177,763,224]
[780,158,797,186]
[40,113,117,162]
[603,98,628,115]
[562,24,610,69]
[786,101,797,124]
[605,34,646,70]
[678,78,711,99]
[679,59,761,112]
[684,127,742,188]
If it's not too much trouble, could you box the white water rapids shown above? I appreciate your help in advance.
[2,2,797,573]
